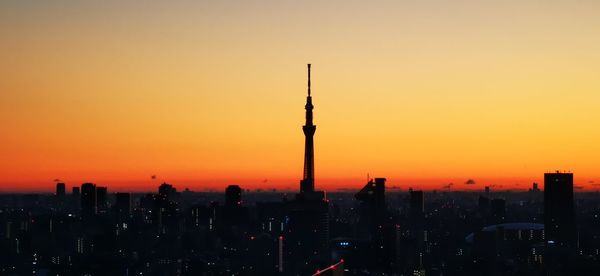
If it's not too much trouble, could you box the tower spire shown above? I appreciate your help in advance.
[308,63,311,96]
[301,64,316,193]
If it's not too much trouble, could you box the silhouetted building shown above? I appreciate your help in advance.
[222,185,247,226]
[490,198,506,224]
[80,183,96,216]
[544,172,576,247]
[159,182,176,200]
[225,185,242,207]
[355,178,395,269]
[114,193,131,217]
[56,183,65,198]
[148,183,179,234]
[356,178,387,228]
[96,186,108,210]
[410,190,424,216]
[409,190,426,271]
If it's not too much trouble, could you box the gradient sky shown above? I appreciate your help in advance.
[1,1,600,192]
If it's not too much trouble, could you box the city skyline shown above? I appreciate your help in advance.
[1,2,598,275]
[2,1,600,192]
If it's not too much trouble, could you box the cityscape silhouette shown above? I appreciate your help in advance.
[0,64,598,275]
[2,2,600,275]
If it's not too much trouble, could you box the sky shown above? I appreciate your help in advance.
[1,1,600,192]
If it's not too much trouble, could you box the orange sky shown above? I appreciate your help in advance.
[1,1,600,192]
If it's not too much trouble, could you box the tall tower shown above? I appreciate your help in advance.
[301,64,316,193]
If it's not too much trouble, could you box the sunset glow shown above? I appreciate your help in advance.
[2,1,600,192]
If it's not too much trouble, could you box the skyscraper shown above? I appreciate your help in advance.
[115,193,131,217]
[300,64,316,194]
[56,183,65,198]
[355,178,387,224]
[81,183,97,216]
[96,186,108,210]
[410,190,424,216]
[409,189,426,269]
[544,172,576,247]
[355,178,396,269]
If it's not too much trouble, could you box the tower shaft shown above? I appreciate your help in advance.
[301,64,316,193]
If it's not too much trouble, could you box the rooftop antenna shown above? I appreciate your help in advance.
[307,64,311,96]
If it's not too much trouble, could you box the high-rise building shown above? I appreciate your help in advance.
[96,186,108,210]
[115,193,131,217]
[355,178,396,269]
[410,190,425,216]
[409,189,426,268]
[355,178,387,221]
[56,183,66,198]
[225,185,242,207]
[81,183,97,216]
[300,64,316,194]
[544,172,576,247]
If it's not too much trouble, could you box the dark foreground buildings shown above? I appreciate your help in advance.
[1,176,600,275]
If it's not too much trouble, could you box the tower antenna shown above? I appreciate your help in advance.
[307,64,311,96]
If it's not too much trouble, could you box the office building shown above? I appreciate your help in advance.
[544,172,576,247]
[56,183,65,198]
[81,183,97,216]
[96,186,108,210]
[115,193,131,217]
